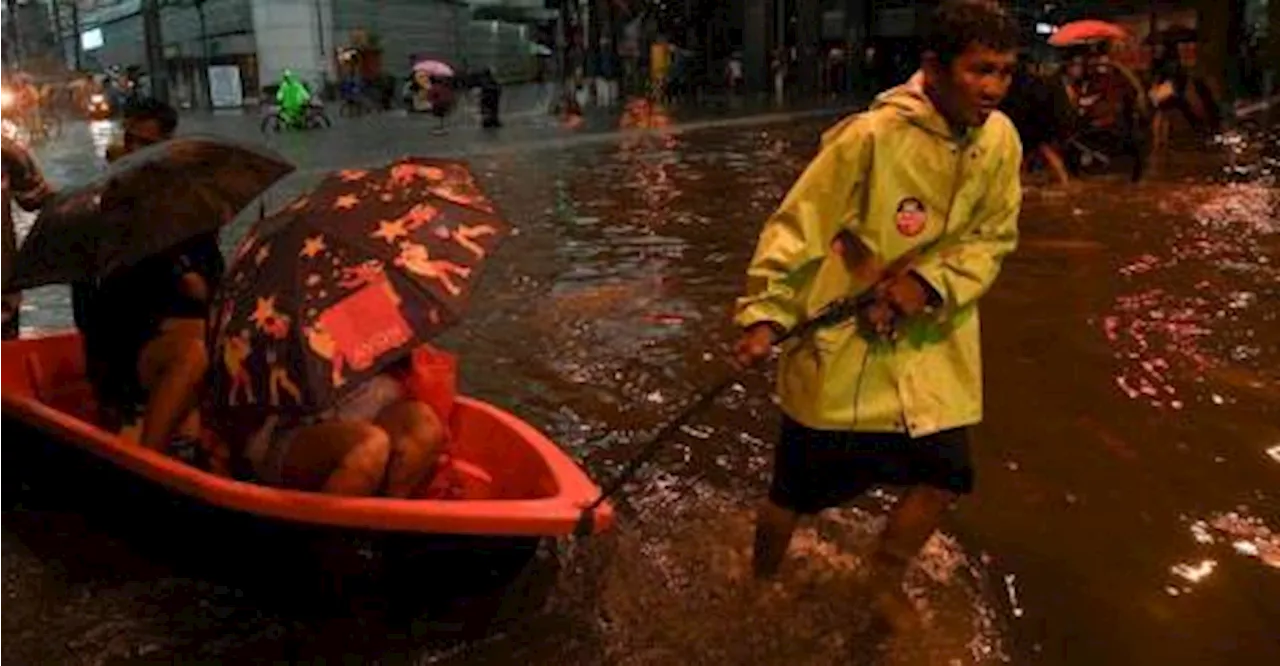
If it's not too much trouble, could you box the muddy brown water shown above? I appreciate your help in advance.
[4,111,1278,665]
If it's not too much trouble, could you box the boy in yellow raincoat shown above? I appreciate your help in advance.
[734,1,1022,630]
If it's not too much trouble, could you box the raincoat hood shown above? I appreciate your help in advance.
[735,74,1023,435]
[866,72,964,141]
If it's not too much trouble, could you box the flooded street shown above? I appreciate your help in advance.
[4,106,1278,665]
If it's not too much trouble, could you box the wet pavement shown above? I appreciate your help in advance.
[3,104,1279,665]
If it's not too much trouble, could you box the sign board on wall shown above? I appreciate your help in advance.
[874,8,917,38]
[208,65,244,108]
[81,28,104,51]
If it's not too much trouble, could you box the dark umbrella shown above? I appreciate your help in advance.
[4,135,294,292]
[206,157,509,431]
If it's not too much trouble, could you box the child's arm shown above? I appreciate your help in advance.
[735,117,873,335]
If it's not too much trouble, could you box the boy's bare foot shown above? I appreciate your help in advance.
[752,501,798,579]
[872,585,923,634]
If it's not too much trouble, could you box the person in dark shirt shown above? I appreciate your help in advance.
[76,98,224,451]
[2,136,56,339]
[1002,55,1071,186]
[475,68,502,129]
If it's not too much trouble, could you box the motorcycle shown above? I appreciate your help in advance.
[261,99,332,133]
[0,85,20,119]
[86,92,112,120]
[1,85,58,144]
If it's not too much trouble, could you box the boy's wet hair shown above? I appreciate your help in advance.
[123,97,178,136]
[922,0,1020,65]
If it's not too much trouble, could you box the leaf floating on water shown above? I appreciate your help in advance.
[678,424,714,440]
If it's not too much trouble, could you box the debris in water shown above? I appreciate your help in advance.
[1170,559,1217,584]
[1003,573,1024,618]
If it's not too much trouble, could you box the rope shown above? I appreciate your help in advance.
[573,294,870,537]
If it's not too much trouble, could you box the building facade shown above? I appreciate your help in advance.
[59,0,538,107]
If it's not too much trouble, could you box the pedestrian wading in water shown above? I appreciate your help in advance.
[734,0,1022,633]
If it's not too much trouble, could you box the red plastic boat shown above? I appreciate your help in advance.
[1,332,613,537]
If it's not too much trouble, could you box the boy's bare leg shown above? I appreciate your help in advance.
[1039,144,1070,187]
[280,422,392,496]
[868,485,957,631]
[374,399,447,498]
[138,320,208,450]
[321,425,392,496]
[753,499,800,579]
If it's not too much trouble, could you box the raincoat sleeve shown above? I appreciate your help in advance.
[735,118,872,332]
[912,132,1021,314]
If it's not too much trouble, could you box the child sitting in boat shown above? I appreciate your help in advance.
[236,352,450,497]
[74,98,224,454]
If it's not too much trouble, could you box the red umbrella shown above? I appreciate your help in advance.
[1048,20,1130,47]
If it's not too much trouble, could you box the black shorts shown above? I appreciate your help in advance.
[768,414,975,514]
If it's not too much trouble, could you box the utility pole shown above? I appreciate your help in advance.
[56,0,82,70]
[48,0,64,68]
[7,0,25,67]
[195,0,209,108]
[69,0,81,70]
[142,0,169,102]
[49,0,61,57]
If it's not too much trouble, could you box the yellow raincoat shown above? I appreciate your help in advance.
[736,72,1022,437]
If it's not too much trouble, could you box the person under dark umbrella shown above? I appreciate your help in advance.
[10,98,294,454]
[206,158,510,496]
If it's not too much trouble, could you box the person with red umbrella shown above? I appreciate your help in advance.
[1047,19,1130,48]
[207,157,509,497]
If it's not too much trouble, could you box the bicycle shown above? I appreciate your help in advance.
[261,100,332,133]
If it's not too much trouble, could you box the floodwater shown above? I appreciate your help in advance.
[3,105,1278,665]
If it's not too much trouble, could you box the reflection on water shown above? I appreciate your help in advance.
[1187,510,1280,569]
[1100,183,1279,410]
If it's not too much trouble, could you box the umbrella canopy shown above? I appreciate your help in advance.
[1048,20,1130,47]
[207,157,508,430]
[413,60,455,78]
[5,135,293,292]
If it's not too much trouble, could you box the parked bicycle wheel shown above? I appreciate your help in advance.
[306,109,332,129]
[261,113,284,133]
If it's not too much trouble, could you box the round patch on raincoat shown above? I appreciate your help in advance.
[895,197,927,237]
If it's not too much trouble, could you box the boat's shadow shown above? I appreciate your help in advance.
[2,420,561,651]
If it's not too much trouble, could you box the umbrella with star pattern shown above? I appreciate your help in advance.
[206,157,510,431]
